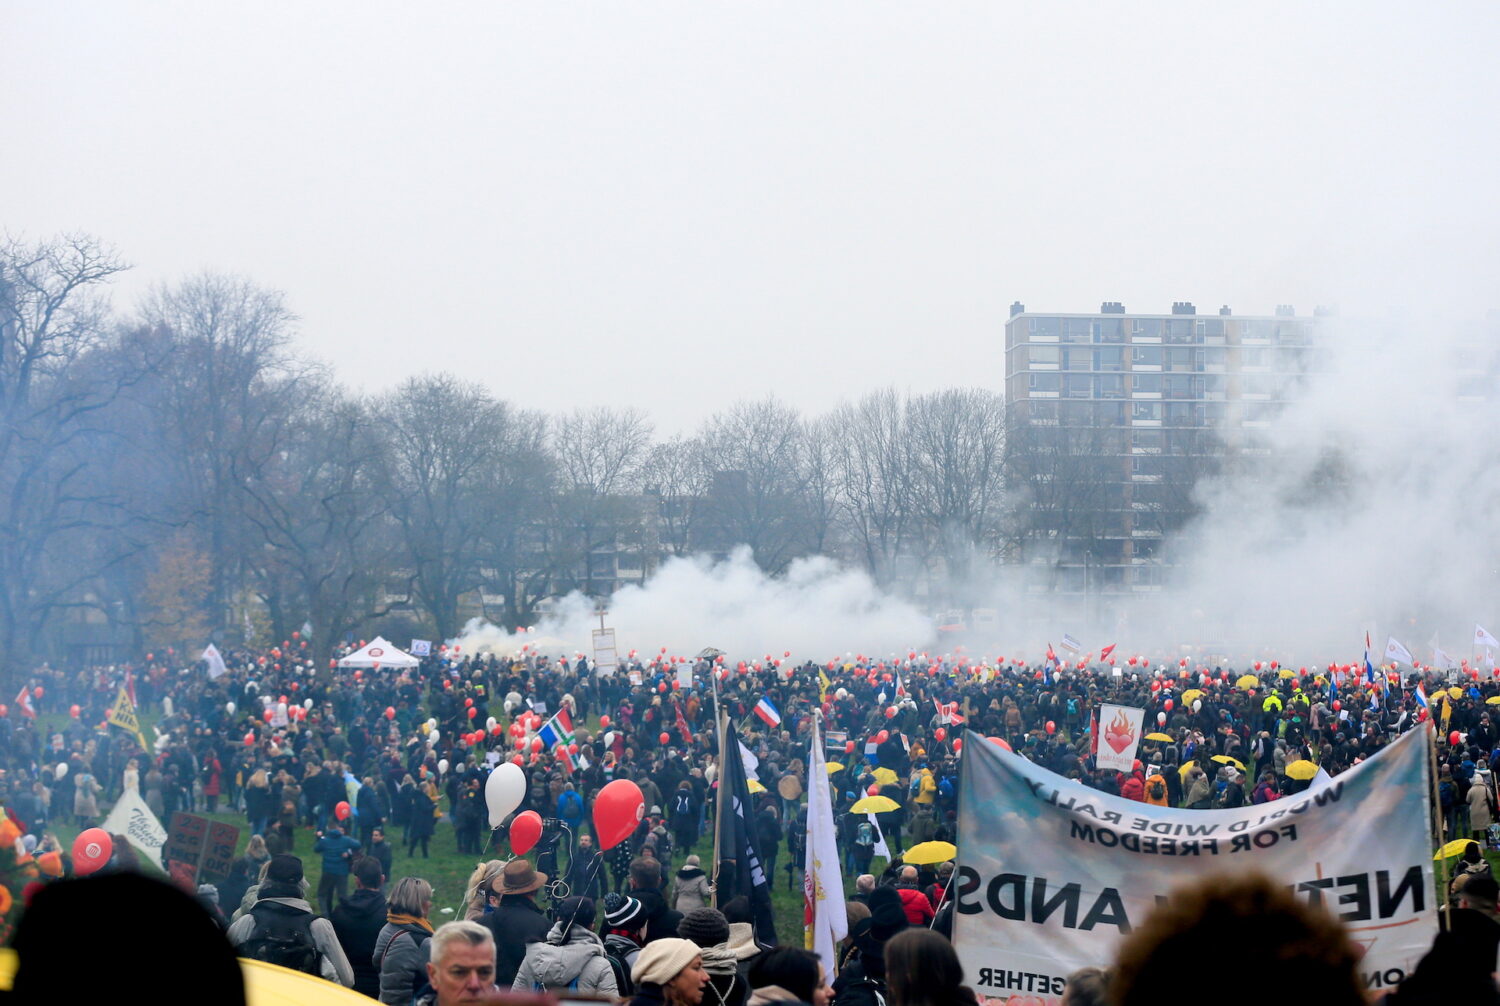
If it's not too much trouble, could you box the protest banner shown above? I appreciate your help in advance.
[99,788,169,865]
[954,727,1436,1001]
[106,687,148,752]
[592,628,619,676]
[410,639,432,656]
[163,812,241,884]
[1093,703,1144,773]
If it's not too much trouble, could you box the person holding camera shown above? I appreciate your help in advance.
[313,825,363,917]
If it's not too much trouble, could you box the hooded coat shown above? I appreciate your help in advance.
[671,866,712,912]
[511,922,620,996]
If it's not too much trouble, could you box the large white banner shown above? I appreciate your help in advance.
[1094,703,1145,773]
[955,727,1436,1002]
[100,787,169,866]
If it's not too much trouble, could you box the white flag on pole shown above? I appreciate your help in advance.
[202,643,229,680]
[804,717,848,976]
[1476,625,1500,650]
[866,812,891,860]
[1385,636,1414,666]
[100,787,169,866]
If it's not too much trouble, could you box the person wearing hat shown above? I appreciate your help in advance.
[512,895,618,996]
[482,858,552,988]
[601,892,650,996]
[831,885,905,1006]
[678,907,747,1006]
[226,854,355,987]
[628,936,710,1006]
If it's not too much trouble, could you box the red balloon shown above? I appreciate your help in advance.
[511,755,524,766]
[1163,699,1174,712]
[659,732,671,745]
[0,704,8,718]
[510,810,544,855]
[867,785,880,796]
[1449,731,1462,746]
[531,737,543,753]
[568,743,579,755]
[490,724,503,737]
[884,706,896,719]
[875,730,889,744]
[32,687,43,699]
[844,740,855,754]
[385,706,396,720]
[593,779,646,850]
[515,737,526,751]
[934,727,947,742]
[599,715,611,728]
[953,737,965,753]
[987,736,1011,750]
[1332,700,1341,711]
[467,707,478,719]
[263,709,274,722]
[1045,720,1056,735]
[464,698,474,707]
[72,828,113,875]
[334,801,351,821]
[243,732,255,747]
[68,704,80,719]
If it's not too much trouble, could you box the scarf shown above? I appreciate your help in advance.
[388,911,433,933]
[699,944,739,977]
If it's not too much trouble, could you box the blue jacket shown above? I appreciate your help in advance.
[557,790,584,824]
[315,830,362,876]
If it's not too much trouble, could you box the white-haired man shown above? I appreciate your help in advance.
[422,920,499,1006]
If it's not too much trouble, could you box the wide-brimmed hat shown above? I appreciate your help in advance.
[493,859,547,896]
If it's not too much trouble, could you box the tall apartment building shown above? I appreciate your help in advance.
[1004,301,1326,605]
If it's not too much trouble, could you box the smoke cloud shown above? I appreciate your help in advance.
[453,545,933,661]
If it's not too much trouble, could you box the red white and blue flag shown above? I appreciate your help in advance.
[753,696,782,727]
[537,708,575,749]
[15,686,34,719]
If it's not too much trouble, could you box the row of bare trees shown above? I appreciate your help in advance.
[0,233,1029,674]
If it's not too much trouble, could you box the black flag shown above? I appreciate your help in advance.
[718,721,778,944]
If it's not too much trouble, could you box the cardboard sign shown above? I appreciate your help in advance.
[164,813,207,868]
[199,821,241,882]
[592,628,619,676]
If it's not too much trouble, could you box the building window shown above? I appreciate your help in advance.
[1029,345,1060,365]
[1094,347,1125,372]
[1132,401,1161,422]
[1132,346,1162,367]
[1028,373,1061,393]
[1132,373,1162,393]
[1095,375,1125,399]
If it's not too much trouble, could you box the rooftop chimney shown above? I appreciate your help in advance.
[1010,301,1025,317]
[1171,302,1196,315]
[1275,304,1295,317]
[1219,305,1232,316]
[1100,301,1125,314]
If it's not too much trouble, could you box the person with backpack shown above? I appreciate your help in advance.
[670,781,698,855]
[226,854,355,987]
[373,876,435,1005]
[512,896,619,996]
[601,893,649,998]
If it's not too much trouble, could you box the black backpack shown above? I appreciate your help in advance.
[241,902,322,976]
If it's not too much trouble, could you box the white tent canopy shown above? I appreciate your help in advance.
[338,636,420,669]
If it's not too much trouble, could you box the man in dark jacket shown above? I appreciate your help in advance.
[312,825,362,916]
[483,859,552,988]
[330,856,386,999]
[366,826,393,884]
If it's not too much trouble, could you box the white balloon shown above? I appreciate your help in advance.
[430,728,441,744]
[303,698,313,709]
[55,762,68,780]
[277,702,288,715]
[225,701,236,716]
[427,717,438,730]
[438,758,449,775]
[1193,699,1203,712]
[486,716,497,730]
[603,731,615,747]
[485,762,526,827]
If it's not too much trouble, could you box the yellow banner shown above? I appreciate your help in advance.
[108,688,148,751]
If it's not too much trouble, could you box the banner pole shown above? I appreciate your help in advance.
[1426,719,1449,929]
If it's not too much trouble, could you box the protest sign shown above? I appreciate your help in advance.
[100,788,169,865]
[410,639,432,656]
[592,628,619,676]
[954,727,1436,1000]
[1094,703,1144,773]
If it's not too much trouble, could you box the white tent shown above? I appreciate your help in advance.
[338,636,420,669]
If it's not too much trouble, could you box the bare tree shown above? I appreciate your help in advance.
[827,388,920,584]
[548,406,653,595]
[641,435,711,556]
[0,235,143,678]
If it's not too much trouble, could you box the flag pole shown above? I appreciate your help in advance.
[712,657,726,909]
[1426,718,1450,931]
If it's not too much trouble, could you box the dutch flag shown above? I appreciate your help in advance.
[1414,684,1429,716]
[753,696,782,727]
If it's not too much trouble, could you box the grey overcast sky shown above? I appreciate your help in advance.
[4,2,1497,432]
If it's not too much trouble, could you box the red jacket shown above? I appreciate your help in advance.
[1119,772,1145,802]
[897,887,936,925]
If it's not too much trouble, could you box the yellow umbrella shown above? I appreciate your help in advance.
[1486,695,1500,705]
[871,767,899,787]
[242,958,377,1004]
[1144,733,1174,743]
[1435,838,1481,859]
[1180,689,1204,704]
[1235,675,1259,689]
[1277,669,1296,679]
[826,762,845,774]
[850,795,900,814]
[1285,760,1319,781]
[1447,687,1463,699]
[747,779,767,794]
[1177,762,1197,780]
[904,841,958,865]
[1211,754,1246,770]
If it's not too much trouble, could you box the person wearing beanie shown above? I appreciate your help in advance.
[512,896,618,997]
[602,892,650,997]
[226,854,355,987]
[629,936,710,1006]
[679,908,747,1006]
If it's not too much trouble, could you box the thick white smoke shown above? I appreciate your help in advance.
[452,545,934,661]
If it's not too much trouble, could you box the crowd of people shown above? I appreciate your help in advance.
[0,638,1497,1003]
